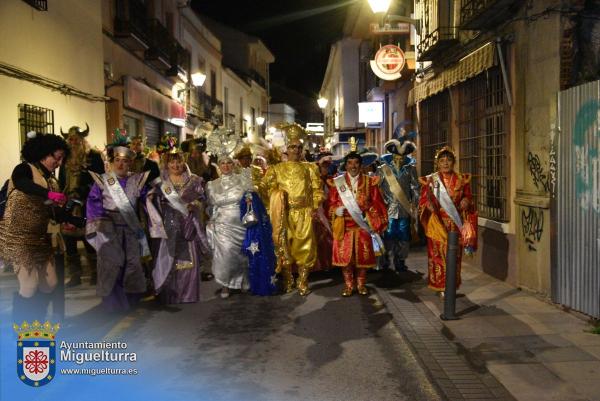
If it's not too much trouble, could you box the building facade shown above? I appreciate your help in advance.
[412,0,600,317]
[320,2,416,155]
[102,0,193,146]
[0,0,107,179]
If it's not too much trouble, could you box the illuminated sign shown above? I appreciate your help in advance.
[370,45,406,81]
[358,102,383,124]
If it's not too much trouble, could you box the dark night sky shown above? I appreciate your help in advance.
[191,0,353,98]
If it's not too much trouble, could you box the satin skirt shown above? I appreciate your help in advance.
[207,205,249,290]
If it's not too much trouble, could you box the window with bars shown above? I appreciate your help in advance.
[458,67,509,221]
[18,104,54,148]
[419,91,451,175]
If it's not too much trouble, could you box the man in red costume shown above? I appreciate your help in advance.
[328,150,388,296]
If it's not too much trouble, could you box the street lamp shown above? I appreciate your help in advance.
[255,116,265,137]
[317,97,328,109]
[368,0,391,14]
[191,72,206,87]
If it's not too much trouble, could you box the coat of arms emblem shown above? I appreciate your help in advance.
[13,320,60,387]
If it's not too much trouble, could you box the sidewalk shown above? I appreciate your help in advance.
[375,249,600,401]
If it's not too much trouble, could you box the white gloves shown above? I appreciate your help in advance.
[335,206,345,217]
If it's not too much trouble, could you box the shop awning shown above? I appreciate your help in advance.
[408,42,495,106]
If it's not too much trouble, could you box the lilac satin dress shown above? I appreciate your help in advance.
[86,173,148,312]
[149,172,207,304]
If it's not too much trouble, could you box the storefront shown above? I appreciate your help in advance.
[121,76,187,146]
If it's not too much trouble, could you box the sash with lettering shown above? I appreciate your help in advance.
[429,172,463,230]
[333,174,385,254]
[379,164,414,216]
[160,176,189,217]
[103,172,151,257]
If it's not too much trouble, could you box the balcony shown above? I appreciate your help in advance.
[189,90,223,124]
[249,69,266,89]
[166,44,191,80]
[417,27,459,62]
[21,0,47,11]
[114,0,149,51]
[145,19,175,71]
[460,0,520,30]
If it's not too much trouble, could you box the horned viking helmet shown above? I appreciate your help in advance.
[60,123,90,139]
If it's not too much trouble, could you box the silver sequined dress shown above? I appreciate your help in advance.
[206,170,253,290]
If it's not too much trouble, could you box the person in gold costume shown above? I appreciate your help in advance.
[263,124,324,295]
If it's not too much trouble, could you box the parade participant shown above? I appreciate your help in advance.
[312,151,335,272]
[147,145,208,304]
[59,124,105,287]
[207,154,249,298]
[378,137,419,273]
[85,132,151,311]
[234,146,253,169]
[263,124,324,295]
[130,133,160,185]
[186,139,219,183]
[328,140,388,296]
[0,133,71,321]
[418,146,477,297]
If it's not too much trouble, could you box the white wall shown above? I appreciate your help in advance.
[0,0,106,180]
[320,38,361,133]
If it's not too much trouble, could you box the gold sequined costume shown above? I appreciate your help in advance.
[263,161,324,295]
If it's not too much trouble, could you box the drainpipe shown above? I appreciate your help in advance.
[496,37,513,107]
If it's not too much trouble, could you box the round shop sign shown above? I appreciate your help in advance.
[370,45,405,81]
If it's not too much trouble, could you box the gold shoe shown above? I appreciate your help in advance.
[284,283,295,293]
[298,287,311,296]
[341,286,354,297]
[357,286,369,296]
[439,291,445,299]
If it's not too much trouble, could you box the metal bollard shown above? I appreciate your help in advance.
[440,231,460,321]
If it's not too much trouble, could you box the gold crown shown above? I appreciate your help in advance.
[349,137,358,152]
[280,123,306,144]
[13,320,60,341]
[434,145,456,162]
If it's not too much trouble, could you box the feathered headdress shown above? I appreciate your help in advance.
[156,133,180,155]
[107,128,134,159]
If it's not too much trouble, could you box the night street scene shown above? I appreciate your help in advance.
[2,1,600,400]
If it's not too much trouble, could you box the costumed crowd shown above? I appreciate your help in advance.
[0,122,478,322]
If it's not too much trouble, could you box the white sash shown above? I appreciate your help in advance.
[160,176,189,217]
[430,172,463,229]
[379,164,413,215]
[334,174,385,254]
[103,172,150,257]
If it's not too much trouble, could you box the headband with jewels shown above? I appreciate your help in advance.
[107,128,135,159]
[13,320,60,341]
[434,145,456,162]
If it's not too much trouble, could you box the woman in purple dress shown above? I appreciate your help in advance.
[86,139,150,312]
[148,150,208,304]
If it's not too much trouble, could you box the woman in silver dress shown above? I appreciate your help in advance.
[206,155,254,298]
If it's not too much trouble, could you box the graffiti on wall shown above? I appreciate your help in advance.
[522,206,544,252]
[574,99,600,212]
[527,152,550,193]
[549,124,558,197]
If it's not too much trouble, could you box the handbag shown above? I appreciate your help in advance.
[242,196,259,227]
